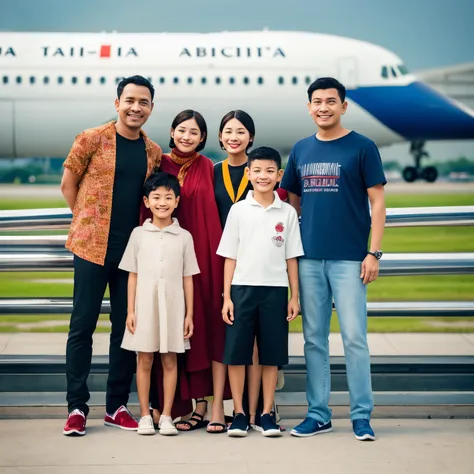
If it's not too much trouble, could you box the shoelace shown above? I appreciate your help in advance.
[69,409,85,418]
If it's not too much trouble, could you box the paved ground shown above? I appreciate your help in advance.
[1,181,474,200]
[1,332,473,356]
[0,418,472,473]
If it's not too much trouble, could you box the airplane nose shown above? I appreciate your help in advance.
[346,81,474,140]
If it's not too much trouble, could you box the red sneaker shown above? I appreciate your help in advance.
[104,405,138,431]
[63,409,86,436]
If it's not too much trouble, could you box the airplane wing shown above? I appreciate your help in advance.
[416,62,474,110]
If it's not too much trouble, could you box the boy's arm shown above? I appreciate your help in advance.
[287,258,300,321]
[126,272,138,334]
[222,258,237,325]
[183,275,194,339]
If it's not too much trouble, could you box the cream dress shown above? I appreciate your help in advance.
[119,218,200,353]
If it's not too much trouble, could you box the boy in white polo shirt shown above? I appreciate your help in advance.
[217,146,304,438]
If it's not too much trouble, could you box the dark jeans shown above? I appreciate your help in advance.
[66,253,136,416]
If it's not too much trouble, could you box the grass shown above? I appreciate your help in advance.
[0,193,473,333]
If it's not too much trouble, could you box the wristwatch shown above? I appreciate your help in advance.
[368,250,383,260]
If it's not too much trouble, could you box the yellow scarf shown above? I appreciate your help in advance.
[222,159,249,203]
[169,149,200,185]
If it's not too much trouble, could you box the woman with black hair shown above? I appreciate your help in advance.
[213,110,286,433]
[143,109,227,432]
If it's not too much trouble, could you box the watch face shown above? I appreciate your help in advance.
[375,250,383,260]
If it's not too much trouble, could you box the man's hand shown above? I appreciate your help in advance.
[287,297,300,321]
[222,298,234,325]
[360,255,380,285]
[126,313,136,334]
[184,315,194,339]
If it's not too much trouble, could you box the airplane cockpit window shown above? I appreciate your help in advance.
[257,77,264,85]
[215,77,221,84]
[16,76,22,84]
[173,77,179,84]
[2,76,8,84]
[292,77,298,85]
[243,77,249,84]
[381,66,388,79]
[58,76,64,84]
[201,77,207,84]
[278,76,284,85]
[85,77,92,84]
[391,67,397,77]
[43,76,49,84]
[398,64,409,75]
[29,76,36,84]
[72,77,78,84]
[100,77,106,85]
[187,77,193,84]
[229,77,235,84]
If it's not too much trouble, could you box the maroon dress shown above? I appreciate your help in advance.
[143,150,226,417]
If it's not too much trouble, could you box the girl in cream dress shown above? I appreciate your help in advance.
[119,172,199,436]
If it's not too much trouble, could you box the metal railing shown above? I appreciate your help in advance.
[1,205,474,230]
[0,206,473,317]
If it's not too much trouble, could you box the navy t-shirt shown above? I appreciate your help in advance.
[281,131,386,261]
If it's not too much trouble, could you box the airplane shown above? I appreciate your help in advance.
[1,30,474,182]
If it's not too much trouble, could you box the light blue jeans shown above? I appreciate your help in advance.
[299,258,373,422]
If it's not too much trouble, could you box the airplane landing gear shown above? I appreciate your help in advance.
[402,141,438,183]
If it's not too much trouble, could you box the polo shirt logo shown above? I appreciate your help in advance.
[275,222,284,233]
[272,235,285,247]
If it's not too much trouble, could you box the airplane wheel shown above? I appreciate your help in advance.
[421,166,438,183]
[402,166,418,183]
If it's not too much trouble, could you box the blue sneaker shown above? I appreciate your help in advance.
[228,413,249,438]
[353,419,375,441]
[290,417,332,437]
[260,413,282,438]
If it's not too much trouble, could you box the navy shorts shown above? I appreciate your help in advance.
[223,285,289,367]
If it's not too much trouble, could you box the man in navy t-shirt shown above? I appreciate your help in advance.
[281,77,386,441]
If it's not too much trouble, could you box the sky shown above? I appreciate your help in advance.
[1,0,473,162]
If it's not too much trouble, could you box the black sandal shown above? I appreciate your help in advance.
[175,399,209,431]
[207,422,227,434]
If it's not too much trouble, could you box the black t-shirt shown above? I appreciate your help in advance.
[214,161,253,228]
[107,133,147,257]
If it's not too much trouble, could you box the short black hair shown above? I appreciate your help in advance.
[143,172,180,199]
[219,110,255,152]
[169,109,207,152]
[307,77,346,103]
[117,75,155,101]
[248,146,282,170]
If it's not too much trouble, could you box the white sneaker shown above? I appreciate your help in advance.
[137,415,155,435]
[159,415,178,436]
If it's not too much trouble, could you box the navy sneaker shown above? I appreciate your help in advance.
[353,419,375,441]
[260,413,282,438]
[228,413,249,438]
[291,417,332,437]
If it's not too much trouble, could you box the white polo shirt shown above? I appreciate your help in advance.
[217,191,304,287]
